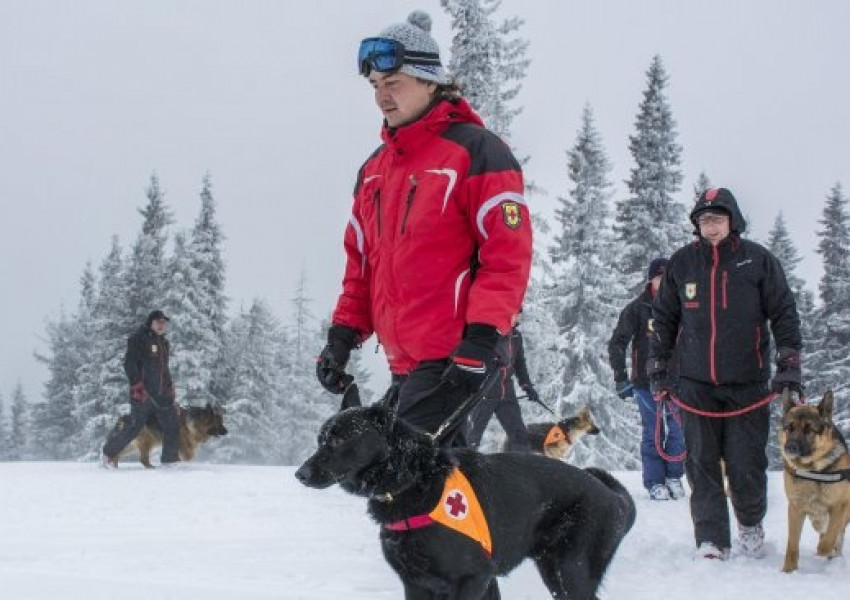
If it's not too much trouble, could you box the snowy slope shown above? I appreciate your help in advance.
[0,462,847,599]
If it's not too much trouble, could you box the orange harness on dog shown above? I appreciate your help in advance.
[544,425,571,447]
[383,467,493,557]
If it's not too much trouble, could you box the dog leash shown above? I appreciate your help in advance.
[430,370,501,445]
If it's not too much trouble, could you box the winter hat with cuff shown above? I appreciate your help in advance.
[377,11,452,85]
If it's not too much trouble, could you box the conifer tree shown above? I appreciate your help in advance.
[539,106,639,469]
[811,183,850,433]
[9,382,29,460]
[126,173,173,325]
[0,393,9,460]
[693,171,713,201]
[614,55,689,292]
[32,309,81,459]
[441,0,529,145]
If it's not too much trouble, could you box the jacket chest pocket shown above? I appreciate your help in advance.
[357,179,384,240]
[397,169,461,236]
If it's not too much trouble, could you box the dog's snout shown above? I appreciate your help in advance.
[295,463,313,484]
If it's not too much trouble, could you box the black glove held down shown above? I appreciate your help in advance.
[647,358,674,397]
[771,347,803,395]
[316,325,360,394]
[442,323,501,394]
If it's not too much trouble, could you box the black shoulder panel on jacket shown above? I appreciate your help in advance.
[440,123,521,176]
[352,145,385,195]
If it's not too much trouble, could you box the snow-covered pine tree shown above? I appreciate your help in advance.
[163,232,215,409]
[765,212,816,467]
[811,183,850,434]
[9,382,29,460]
[441,0,529,144]
[536,105,640,469]
[66,262,112,459]
[126,173,173,325]
[189,175,228,404]
[614,55,689,293]
[32,308,82,459]
[0,392,9,460]
[212,300,288,464]
[693,171,713,201]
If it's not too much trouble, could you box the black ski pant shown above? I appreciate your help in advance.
[392,359,470,449]
[103,397,181,464]
[679,377,770,550]
[466,381,530,451]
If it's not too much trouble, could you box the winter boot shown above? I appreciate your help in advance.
[694,542,730,561]
[666,477,686,500]
[738,522,765,558]
[648,484,671,501]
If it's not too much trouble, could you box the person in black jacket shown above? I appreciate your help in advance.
[102,310,181,467]
[609,257,685,501]
[466,318,537,452]
[648,188,802,560]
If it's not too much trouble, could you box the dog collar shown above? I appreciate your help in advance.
[383,467,492,557]
[789,467,850,483]
[544,425,571,447]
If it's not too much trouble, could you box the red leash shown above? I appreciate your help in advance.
[651,391,782,462]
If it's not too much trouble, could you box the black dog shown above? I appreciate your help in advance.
[296,405,635,600]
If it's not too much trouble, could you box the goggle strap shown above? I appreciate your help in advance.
[403,50,442,66]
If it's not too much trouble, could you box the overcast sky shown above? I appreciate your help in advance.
[2,1,849,401]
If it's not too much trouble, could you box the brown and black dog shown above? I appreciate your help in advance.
[106,403,228,468]
[521,405,601,460]
[779,389,850,572]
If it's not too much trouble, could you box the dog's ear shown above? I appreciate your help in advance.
[819,391,835,422]
[363,404,393,434]
[782,388,797,415]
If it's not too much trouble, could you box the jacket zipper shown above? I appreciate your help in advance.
[709,245,719,384]
[400,175,417,235]
[722,271,728,309]
[755,326,763,368]
[372,188,382,237]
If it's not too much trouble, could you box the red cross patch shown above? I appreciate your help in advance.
[444,489,468,520]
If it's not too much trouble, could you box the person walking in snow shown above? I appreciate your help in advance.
[315,10,532,452]
[102,310,180,467]
[609,257,686,501]
[466,317,536,452]
[648,188,802,560]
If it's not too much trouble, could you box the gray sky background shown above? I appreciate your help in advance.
[2,0,849,401]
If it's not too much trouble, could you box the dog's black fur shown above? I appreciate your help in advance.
[296,405,635,600]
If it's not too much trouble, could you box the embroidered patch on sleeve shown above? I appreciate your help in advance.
[501,201,521,229]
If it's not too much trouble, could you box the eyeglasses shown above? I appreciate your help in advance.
[357,37,442,77]
[696,213,729,226]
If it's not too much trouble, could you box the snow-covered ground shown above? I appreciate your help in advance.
[0,462,847,599]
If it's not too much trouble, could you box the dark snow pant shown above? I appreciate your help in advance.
[635,387,685,490]
[466,382,531,452]
[679,377,770,550]
[102,397,181,464]
[392,360,471,448]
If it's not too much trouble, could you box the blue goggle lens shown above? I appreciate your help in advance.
[358,37,404,76]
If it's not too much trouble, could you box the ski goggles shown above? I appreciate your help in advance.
[357,37,441,76]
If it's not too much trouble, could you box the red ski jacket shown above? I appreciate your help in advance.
[332,98,532,374]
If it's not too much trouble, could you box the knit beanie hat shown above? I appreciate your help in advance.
[647,258,668,280]
[377,11,451,85]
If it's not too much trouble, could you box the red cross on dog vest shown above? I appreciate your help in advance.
[384,467,492,557]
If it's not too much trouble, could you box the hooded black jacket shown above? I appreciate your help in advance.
[124,325,174,404]
[650,189,801,386]
[609,284,656,388]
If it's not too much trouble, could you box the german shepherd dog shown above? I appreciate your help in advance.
[779,390,850,572]
[106,403,228,468]
[296,405,635,600]
[522,405,601,460]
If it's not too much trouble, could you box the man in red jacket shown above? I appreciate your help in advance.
[316,11,532,447]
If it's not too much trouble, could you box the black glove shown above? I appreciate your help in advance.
[442,324,502,394]
[647,358,674,397]
[316,324,360,394]
[522,384,540,404]
[771,347,803,394]
[615,380,634,400]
